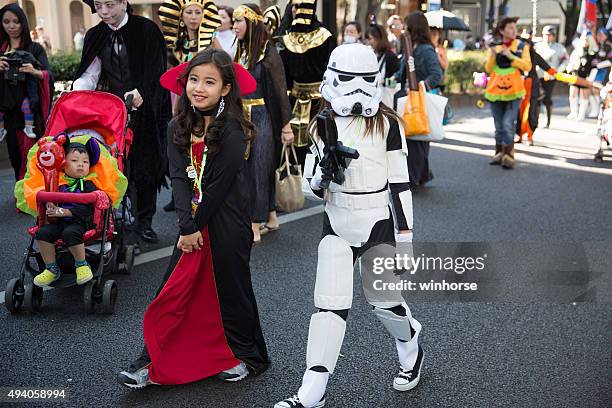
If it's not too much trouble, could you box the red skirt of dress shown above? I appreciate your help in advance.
[143,228,240,384]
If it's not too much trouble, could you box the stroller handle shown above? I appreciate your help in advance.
[36,191,108,207]
[125,94,134,110]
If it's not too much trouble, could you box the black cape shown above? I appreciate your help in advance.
[74,14,171,187]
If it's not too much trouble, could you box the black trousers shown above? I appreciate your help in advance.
[406,140,431,186]
[541,79,555,110]
[125,156,157,233]
[36,221,88,247]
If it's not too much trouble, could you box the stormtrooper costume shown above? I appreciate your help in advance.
[275,44,423,408]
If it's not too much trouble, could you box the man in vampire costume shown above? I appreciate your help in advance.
[74,0,171,245]
[276,0,334,168]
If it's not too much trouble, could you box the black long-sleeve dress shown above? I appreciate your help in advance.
[243,42,292,222]
[139,117,270,383]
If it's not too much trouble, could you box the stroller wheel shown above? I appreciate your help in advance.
[5,278,25,314]
[118,245,135,275]
[23,284,43,313]
[102,280,118,314]
[83,280,99,314]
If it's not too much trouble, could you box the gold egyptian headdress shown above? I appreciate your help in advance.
[291,0,316,32]
[158,0,221,63]
[233,5,268,68]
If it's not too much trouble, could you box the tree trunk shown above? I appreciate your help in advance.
[497,0,510,21]
[558,0,581,47]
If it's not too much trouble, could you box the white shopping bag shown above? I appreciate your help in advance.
[396,89,448,142]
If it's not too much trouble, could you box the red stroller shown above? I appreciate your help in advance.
[6,91,135,314]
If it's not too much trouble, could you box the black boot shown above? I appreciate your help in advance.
[546,106,552,128]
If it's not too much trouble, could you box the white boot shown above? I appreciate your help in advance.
[297,370,329,408]
[577,99,589,121]
[567,97,579,119]
[588,95,600,118]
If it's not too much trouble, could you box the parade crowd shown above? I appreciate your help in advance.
[1,1,611,407]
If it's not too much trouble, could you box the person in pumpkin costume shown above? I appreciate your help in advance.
[484,17,532,169]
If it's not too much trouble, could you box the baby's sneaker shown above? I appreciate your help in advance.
[33,269,60,287]
[24,125,36,139]
[75,264,93,285]
[0,128,7,142]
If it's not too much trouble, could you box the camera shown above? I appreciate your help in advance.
[3,57,25,83]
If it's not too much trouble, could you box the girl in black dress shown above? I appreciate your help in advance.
[233,3,294,243]
[118,48,270,388]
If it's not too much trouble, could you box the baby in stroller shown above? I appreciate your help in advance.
[33,138,101,287]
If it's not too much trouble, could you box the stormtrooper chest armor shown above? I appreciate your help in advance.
[329,116,389,194]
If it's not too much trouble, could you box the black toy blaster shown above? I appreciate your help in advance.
[316,108,360,189]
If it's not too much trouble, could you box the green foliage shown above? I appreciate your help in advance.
[48,51,81,82]
[445,50,487,94]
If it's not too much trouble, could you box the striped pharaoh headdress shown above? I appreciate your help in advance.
[291,0,317,32]
[158,0,221,59]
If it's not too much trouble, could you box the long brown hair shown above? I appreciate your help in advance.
[174,48,255,155]
[308,99,404,140]
[403,11,431,46]
[237,3,270,71]
[366,24,391,54]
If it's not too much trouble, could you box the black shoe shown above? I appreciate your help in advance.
[163,199,175,212]
[133,242,142,256]
[409,182,421,194]
[141,228,158,244]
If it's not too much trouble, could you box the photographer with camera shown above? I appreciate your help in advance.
[0,3,53,182]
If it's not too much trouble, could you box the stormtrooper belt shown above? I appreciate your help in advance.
[242,98,265,122]
[290,81,321,147]
[327,190,390,210]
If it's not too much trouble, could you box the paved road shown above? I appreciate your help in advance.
[0,99,610,407]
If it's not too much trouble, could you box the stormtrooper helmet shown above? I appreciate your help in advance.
[320,43,383,117]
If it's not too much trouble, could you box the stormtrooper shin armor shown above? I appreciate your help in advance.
[297,44,422,406]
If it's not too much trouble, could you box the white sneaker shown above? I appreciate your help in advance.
[0,128,6,142]
[393,344,424,391]
[117,366,157,389]
[275,394,326,408]
[24,125,36,139]
[216,361,249,382]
